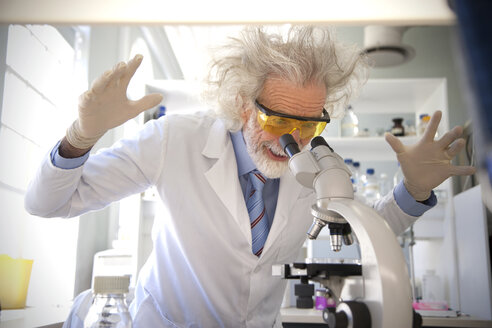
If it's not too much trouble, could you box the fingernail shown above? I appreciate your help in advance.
[135,54,143,61]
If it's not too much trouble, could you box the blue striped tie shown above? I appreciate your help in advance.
[247,170,270,257]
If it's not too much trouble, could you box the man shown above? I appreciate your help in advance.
[25,26,475,327]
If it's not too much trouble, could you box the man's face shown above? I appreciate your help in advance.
[241,78,327,178]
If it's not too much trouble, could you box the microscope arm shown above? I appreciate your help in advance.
[326,198,413,328]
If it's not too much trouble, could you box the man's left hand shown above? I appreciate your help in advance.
[385,110,476,201]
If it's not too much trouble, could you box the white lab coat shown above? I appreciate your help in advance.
[25,112,418,328]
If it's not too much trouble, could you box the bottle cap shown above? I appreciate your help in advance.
[93,275,130,294]
[353,161,360,167]
[344,159,353,164]
[157,105,166,118]
[366,168,375,175]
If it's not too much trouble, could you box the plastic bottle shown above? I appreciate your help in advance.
[378,172,391,197]
[422,270,444,303]
[352,161,361,193]
[359,167,367,192]
[363,168,381,204]
[84,276,132,328]
[344,159,355,192]
[341,105,359,137]
[155,105,166,119]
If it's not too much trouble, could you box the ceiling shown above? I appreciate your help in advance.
[0,0,456,25]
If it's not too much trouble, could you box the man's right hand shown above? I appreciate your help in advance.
[66,54,163,150]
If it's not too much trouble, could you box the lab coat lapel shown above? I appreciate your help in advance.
[263,170,304,253]
[202,120,251,242]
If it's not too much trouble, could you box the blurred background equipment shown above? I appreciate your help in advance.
[452,0,492,212]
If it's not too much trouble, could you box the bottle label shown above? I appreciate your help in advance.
[391,127,404,135]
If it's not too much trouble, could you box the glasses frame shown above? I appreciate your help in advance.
[254,100,330,123]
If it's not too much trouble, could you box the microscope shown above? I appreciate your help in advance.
[274,134,421,328]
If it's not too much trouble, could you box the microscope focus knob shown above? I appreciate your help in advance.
[323,301,371,328]
[323,307,348,328]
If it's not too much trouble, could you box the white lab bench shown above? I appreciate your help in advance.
[2,306,491,328]
[0,307,69,328]
[280,307,492,327]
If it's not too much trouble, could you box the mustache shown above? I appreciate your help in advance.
[262,140,287,157]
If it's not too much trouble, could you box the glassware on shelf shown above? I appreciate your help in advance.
[391,118,405,136]
[418,114,431,136]
[362,168,381,204]
[352,161,362,194]
[378,172,392,196]
[341,105,359,137]
[358,128,370,137]
[406,120,417,136]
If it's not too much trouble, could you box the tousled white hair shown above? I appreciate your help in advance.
[202,25,369,131]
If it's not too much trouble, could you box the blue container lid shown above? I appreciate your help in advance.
[366,168,375,175]
[344,159,353,164]
[353,161,360,167]
[158,105,166,118]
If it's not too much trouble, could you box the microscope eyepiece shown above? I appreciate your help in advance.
[311,136,333,152]
[280,134,301,157]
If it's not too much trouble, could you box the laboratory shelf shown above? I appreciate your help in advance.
[323,136,419,162]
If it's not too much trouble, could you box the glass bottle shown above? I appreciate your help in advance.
[341,105,359,137]
[363,168,381,204]
[391,118,405,136]
[84,276,132,328]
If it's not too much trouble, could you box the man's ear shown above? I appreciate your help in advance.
[240,97,252,124]
[240,108,250,124]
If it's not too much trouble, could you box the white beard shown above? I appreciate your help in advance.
[242,113,289,179]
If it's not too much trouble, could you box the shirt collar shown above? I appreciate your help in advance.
[230,130,256,176]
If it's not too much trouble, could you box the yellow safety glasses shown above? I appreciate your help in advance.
[255,101,330,139]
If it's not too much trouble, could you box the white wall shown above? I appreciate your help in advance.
[0,25,82,307]
[0,25,162,303]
